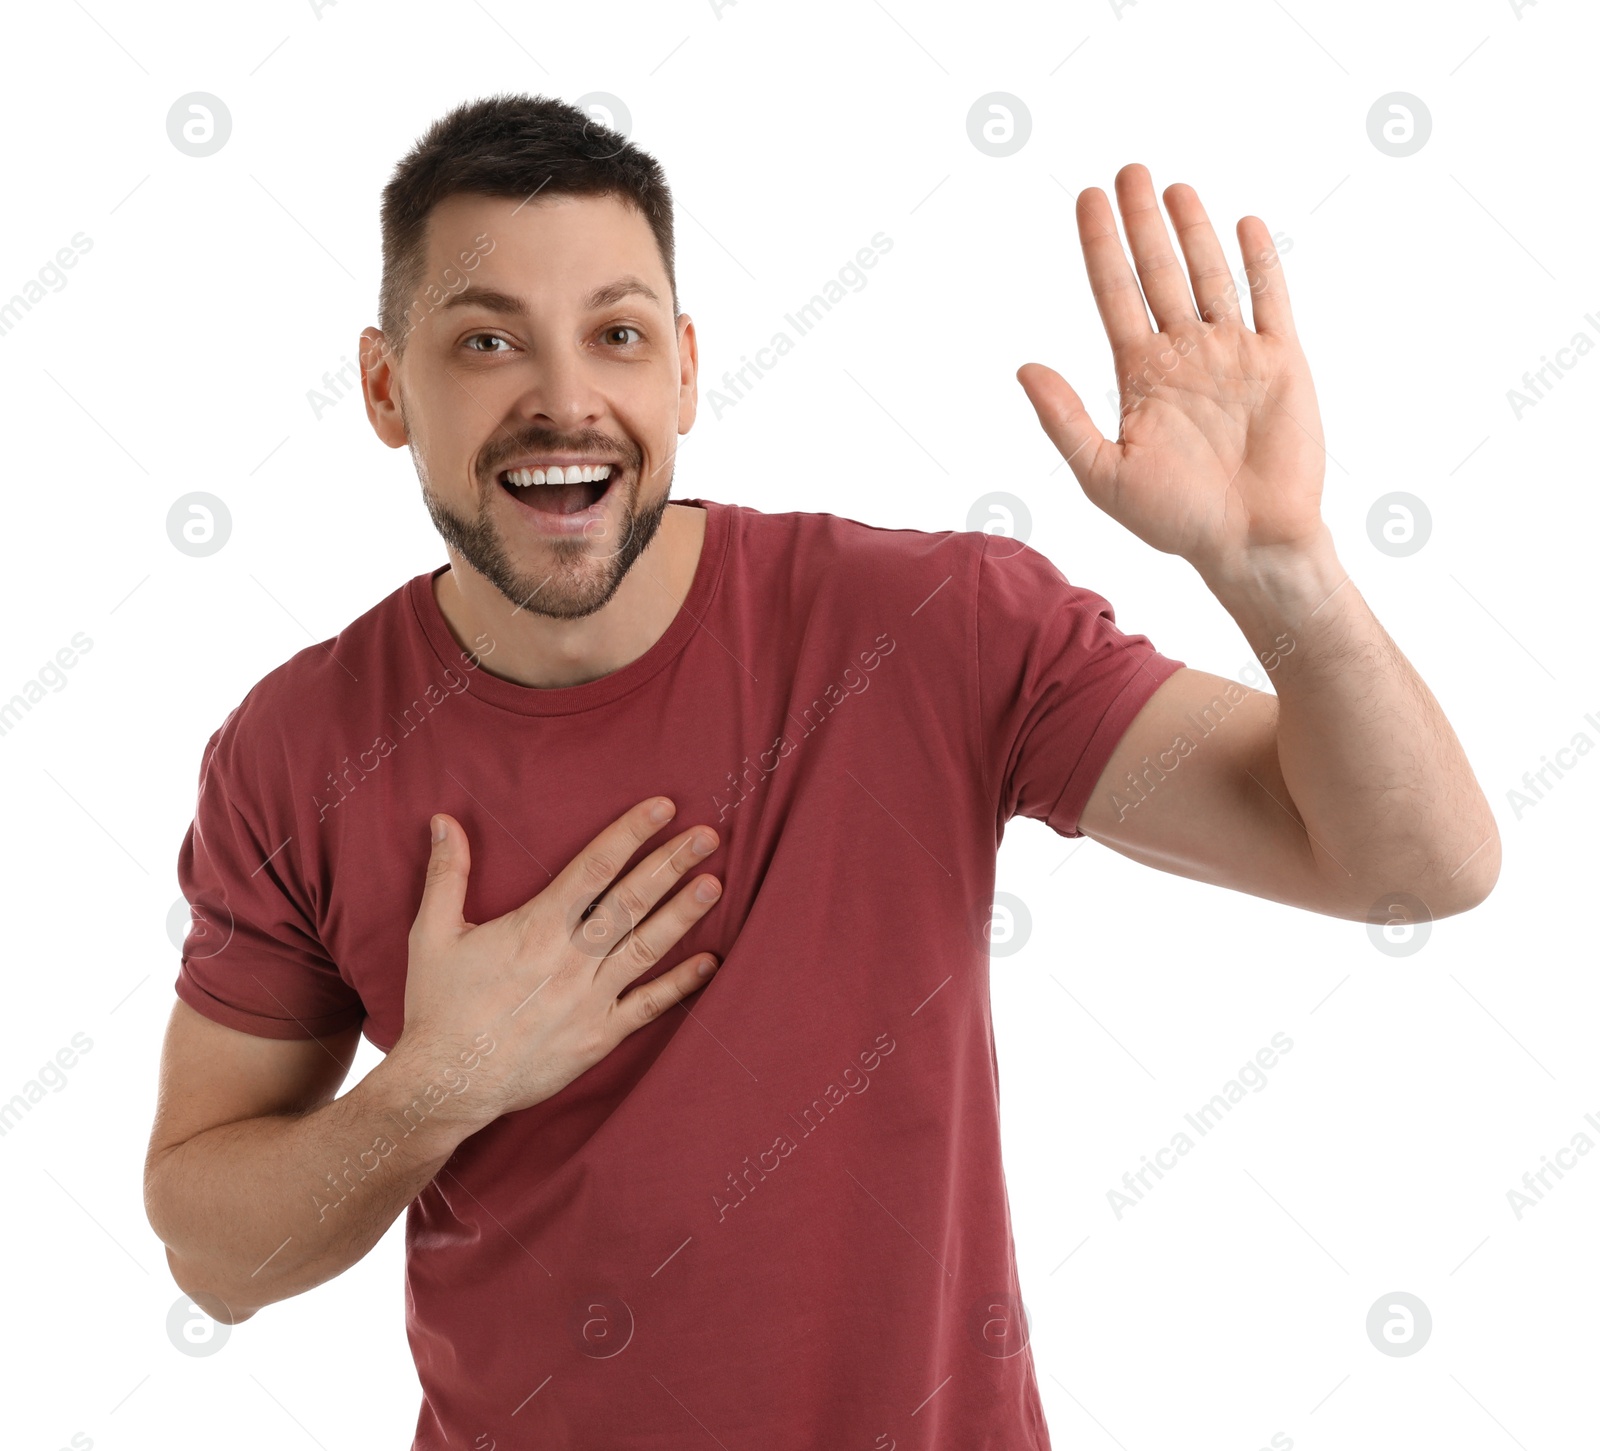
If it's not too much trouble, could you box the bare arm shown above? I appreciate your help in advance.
[1078,649,1498,920]
[144,1004,489,1323]
[1203,542,1496,913]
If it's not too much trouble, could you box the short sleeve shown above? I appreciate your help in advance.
[174,718,366,1040]
[977,537,1186,838]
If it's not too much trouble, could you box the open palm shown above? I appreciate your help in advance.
[1019,164,1327,580]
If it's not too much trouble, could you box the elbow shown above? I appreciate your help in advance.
[1357,824,1502,925]
[1333,821,1502,926]
[1453,863,1500,917]
[163,1245,260,1325]
[1437,821,1503,918]
[145,1153,259,1325]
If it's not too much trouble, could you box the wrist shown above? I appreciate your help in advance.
[368,1035,501,1147]
[1196,525,1347,626]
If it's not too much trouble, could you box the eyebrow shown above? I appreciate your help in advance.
[439,276,661,317]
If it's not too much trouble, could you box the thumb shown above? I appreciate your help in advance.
[1016,362,1113,488]
[415,813,470,939]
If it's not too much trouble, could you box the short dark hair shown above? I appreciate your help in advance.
[377,93,677,358]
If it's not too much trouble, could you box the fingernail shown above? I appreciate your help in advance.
[692,832,715,855]
[695,877,721,902]
[698,956,719,976]
[431,815,446,843]
[651,798,673,822]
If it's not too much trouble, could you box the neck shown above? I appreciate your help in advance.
[431,500,707,690]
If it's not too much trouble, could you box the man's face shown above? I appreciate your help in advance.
[364,191,697,619]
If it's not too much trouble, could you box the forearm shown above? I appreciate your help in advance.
[1200,525,1501,915]
[147,1044,493,1321]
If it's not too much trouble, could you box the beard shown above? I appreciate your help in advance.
[413,427,672,621]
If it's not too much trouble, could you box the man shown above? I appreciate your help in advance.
[143,92,1498,1450]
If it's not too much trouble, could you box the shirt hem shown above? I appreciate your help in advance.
[1046,652,1186,837]
[174,968,366,1041]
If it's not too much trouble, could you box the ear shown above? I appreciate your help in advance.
[360,326,408,448]
[675,313,698,435]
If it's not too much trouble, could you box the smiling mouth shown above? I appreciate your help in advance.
[496,464,617,515]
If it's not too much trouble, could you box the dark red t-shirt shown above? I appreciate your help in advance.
[175,496,1184,1449]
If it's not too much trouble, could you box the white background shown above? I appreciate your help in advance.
[1,1,1595,1448]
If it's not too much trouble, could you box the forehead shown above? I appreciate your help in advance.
[418,191,667,301]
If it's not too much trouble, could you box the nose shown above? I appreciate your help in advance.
[517,343,605,434]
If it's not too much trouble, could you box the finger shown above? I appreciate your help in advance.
[1237,216,1295,336]
[1162,181,1240,325]
[574,821,720,964]
[1016,362,1116,489]
[545,796,681,934]
[1076,185,1154,351]
[412,813,469,946]
[594,857,722,994]
[1113,163,1199,332]
[608,951,721,1040]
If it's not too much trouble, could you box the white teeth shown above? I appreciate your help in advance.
[503,463,614,488]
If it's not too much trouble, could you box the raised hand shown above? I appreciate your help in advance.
[1017,163,1329,583]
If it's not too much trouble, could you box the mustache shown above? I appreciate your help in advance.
[480,429,639,477]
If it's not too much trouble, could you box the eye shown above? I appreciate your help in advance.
[463,333,512,354]
[602,325,643,347]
